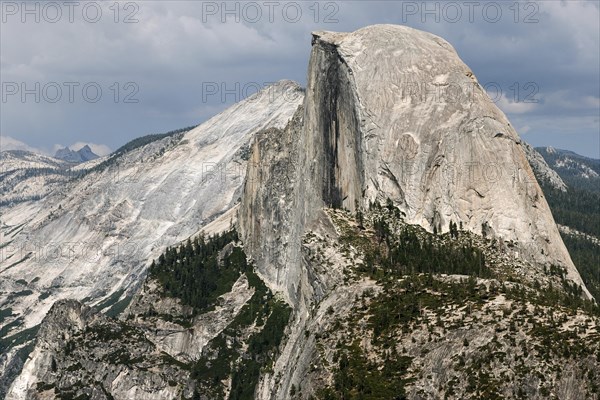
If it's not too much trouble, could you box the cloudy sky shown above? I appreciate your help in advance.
[1,0,599,157]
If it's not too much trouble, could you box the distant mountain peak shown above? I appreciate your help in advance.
[54,145,99,163]
[535,147,600,191]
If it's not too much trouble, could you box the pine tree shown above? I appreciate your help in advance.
[386,197,394,210]
[355,200,364,229]
[192,388,201,400]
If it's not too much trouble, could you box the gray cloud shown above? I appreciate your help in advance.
[1,0,598,157]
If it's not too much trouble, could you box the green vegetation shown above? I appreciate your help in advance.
[80,125,196,180]
[93,288,134,318]
[377,223,487,277]
[38,229,291,399]
[0,325,39,353]
[353,202,597,315]
[538,182,600,303]
[149,230,245,315]
[0,308,12,324]
[342,201,491,280]
[561,233,600,300]
[1,126,196,208]
[149,229,292,399]
[38,291,52,301]
[229,285,291,400]
[369,275,484,338]
[535,147,600,192]
[191,267,291,400]
[505,273,598,317]
[0,317,23,340]
[541,182,600,237]
[94,289,125,312]
[316,201,600,399]
[319,341,412,400]
[104,296,133,318]
[111,126,196,157]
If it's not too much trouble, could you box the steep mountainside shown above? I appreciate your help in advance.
[8,230,290,400]
[0,151,76,207]
[0,132,199,209]
[0,81,304,396]
[3,25,599,400]
[12,206,600,399]
[522,143,567,192]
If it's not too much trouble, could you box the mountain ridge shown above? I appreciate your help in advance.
[535,146,600,192]
[0,81,304,397]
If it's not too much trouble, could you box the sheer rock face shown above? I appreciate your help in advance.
[239,24,590,307]
[237,25,593,397]
[237,108,307,305]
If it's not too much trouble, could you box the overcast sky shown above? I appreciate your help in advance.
[1,0,599,157]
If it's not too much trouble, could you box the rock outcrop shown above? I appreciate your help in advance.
[239,24,590,303]
[232,24,596,399]
[7,299,195,400]
[7,233,291,400]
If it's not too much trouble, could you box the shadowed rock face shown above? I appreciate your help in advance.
[239,24,590,304]
[310,37,365,209]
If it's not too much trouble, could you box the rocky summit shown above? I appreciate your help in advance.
[54,145,99,164]
[2,25,600,400]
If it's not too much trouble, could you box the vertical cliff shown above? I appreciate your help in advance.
[238,25,590,305]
